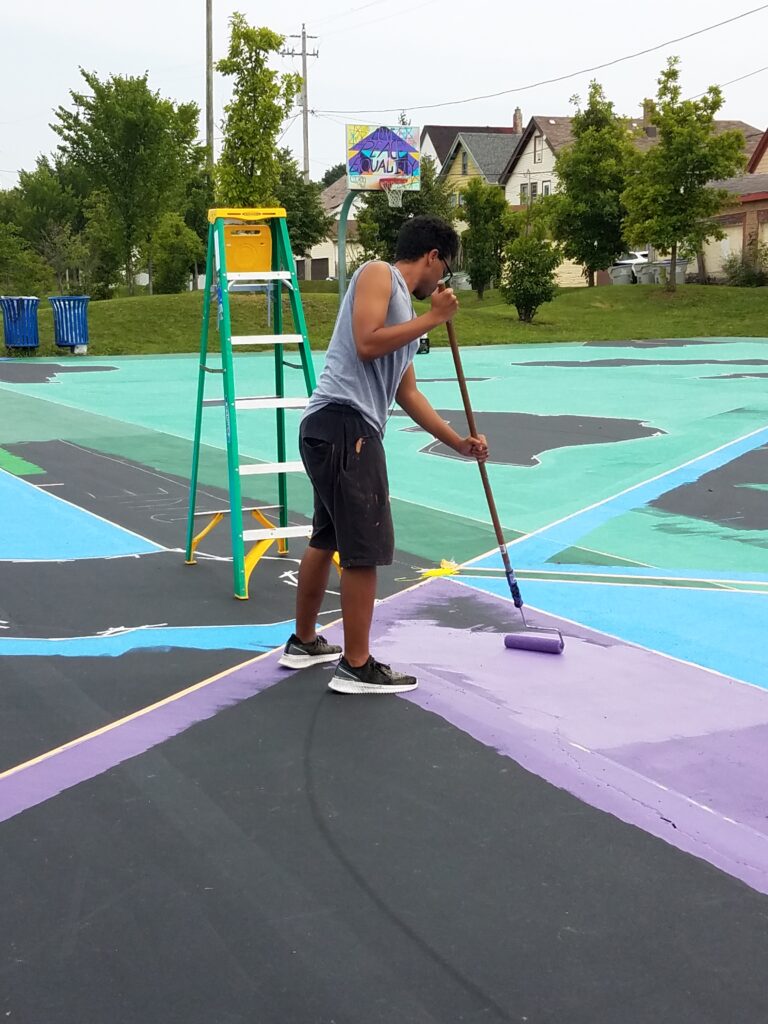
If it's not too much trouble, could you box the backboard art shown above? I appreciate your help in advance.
[346,124,421,191]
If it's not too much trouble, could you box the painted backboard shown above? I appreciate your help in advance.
[346,124,421,191]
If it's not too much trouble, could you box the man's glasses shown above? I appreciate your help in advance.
[440,257,453,287]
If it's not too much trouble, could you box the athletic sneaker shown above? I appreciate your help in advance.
[328,656,418,695]
[279,633,342,669]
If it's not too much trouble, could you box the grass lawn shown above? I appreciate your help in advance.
[18,284,768,357]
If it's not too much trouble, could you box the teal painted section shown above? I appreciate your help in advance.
[0,620,292,657]
[1,339,766,576]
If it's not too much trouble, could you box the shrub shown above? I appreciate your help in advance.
[722,243,768,287]
[500,236,562,322]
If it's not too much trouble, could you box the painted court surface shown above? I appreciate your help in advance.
[1,337,767,1022]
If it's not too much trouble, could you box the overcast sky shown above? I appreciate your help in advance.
[2,0,767,189]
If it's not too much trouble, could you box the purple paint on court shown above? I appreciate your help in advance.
[373,580,768,894]
[2,578,766,893]
[0,656,287,825]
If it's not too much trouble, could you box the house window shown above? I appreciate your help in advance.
[457,192,464,207]
[520,183,528,203]
[450,192,459,208]
[542,180,551,196]
[530,181,539,201]
[461,150,469,175]
[533,135,543,164]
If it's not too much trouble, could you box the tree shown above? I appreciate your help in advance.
[53,70,202,293]
[183,166,215,288]
[460,179,510,298]
[38,223,86,294]
[216,14,301,206]
[550,81,637,286]
[81,190,124,299]
[356,157,456,261]
[0,222,55,295]
[320,163,346,188]
[622,57,747,292]
[276,149,333,256]
[13,157,80,253]
[150,213,205,294]
[501,236,562,323]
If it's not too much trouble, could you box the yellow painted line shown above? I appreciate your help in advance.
[0,576,435,786]
[0,646,279,783]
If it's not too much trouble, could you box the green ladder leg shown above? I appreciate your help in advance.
[185,225,215,563]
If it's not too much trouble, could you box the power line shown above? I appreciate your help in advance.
[278,113,301,144]
[687,64,768,99]
[321,0,440,36]
[313,0,385,27]
[316,3,768,113]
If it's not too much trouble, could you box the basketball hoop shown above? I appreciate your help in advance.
[380,177,410,208]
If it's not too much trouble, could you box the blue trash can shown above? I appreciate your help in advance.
[0,296,40,351]
[49,295,90,353]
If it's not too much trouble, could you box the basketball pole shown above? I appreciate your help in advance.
[337,190,356,302]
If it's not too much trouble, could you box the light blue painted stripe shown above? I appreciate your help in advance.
[0,621,293,658]
[470,426,768,570]
[0,468,161,560]
[459,574,768,691]
[504,565,768,584]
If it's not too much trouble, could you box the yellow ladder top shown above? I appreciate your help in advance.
[208,207,287,224]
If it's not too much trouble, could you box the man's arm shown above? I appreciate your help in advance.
[352,262,458,362]
[395,365,489,461]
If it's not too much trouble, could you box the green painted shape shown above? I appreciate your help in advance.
[0,387,494,563]
[546,545,649,568]
[2,337,767,575]
[0,446,45,475]
[574,506,768,575]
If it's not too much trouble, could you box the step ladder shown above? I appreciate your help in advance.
[185,207,318,599]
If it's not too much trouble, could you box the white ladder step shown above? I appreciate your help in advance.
[243,525,312,542]
[239,461,305,476]
[227,271,292,283]
[235,396,308,411]
[231,334,303,347]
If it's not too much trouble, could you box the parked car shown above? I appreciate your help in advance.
[613,251,649,282]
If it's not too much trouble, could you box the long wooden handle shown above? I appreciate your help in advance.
[442,300,524,608]
[444,318,507,560]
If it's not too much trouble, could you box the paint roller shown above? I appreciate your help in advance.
[441,291,564,655]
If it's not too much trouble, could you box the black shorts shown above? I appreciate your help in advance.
[300,403,395,568]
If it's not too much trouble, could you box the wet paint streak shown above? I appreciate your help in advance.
[0,621,295,657]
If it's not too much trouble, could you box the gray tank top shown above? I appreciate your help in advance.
[303,262,419,435]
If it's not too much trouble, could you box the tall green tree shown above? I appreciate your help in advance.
[550,81,637,286]
[356,157,456,261]
[460,179,510,298]
[13,157,80,252]
[216,14,301,206]
[622,57,747,292]
[149,213,205,294]
[183,166,215,287]
[0,222,55,295]
[53,70,201,293]
[81,190,123,299]
[320,163,347,188]
[276,149,333,256]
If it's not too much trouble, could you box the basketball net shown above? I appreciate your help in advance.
[380,177,409,208]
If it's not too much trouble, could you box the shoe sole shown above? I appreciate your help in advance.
[328,677,418,695]
[278,651,341,670]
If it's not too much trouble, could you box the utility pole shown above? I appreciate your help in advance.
[283,25,318,182]
[206,0,214,168]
